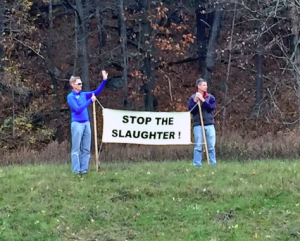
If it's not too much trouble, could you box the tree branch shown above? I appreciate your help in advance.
[13,38,45,60]
[214,88,247,117]
[62,0,82,24]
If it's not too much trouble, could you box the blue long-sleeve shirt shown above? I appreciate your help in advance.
[67,80,107,123]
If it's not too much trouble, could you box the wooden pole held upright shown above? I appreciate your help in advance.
[93,94,99,171]
[197,101,209,163]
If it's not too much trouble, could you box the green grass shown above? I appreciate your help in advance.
[0,160,300,241]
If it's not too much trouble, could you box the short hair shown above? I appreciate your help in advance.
[69,76,81,85]
[196,78,207,86]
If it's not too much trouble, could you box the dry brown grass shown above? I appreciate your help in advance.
[218,129,300,160]
[0,141,70,165]
[2,129,300,165]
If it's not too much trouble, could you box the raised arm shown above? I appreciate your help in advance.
[86,70,108,99]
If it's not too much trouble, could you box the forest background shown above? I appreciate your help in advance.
[1,0,300,164]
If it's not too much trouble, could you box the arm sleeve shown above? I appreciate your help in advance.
[188,96,199,115]
[85,79,107,99]
[202,95,216,112]
[67,95,92,113]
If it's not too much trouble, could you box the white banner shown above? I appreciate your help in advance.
[102,109,191,145]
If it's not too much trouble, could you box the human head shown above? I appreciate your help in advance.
[196,78,207,93]
[69,76,82,92]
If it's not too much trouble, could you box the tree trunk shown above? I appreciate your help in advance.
[118,0,128,109]
[0,0,4,71]
[290,0,300,126]
[203,5,222,87]
[74,0,95,153]
[195,1,207,73]
[222,2,236,132]
[96,4,105,71]
[251,6,264,118]
[48,0,62,143]
[254,44,263,112]
[75,0,89,90]
[95,3,106,48]
[139,0,155,111]
[134,20,142,110]
[73,16,78,76]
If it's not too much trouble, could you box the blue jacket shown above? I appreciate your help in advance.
[67,80,107,123]
[188,92,216,126]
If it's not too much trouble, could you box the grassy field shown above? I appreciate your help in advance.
[0,160,300,241]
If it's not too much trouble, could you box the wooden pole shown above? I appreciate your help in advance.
[197,101,209,163]
[93,94,99,171]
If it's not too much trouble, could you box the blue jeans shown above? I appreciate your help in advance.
[71,121,91,173]
[193,125,216,166]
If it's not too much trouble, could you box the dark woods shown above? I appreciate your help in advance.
[0,0,300,153]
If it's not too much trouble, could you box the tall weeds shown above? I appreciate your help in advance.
[1,130,300,165]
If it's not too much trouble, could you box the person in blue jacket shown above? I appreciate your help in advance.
[67,70,108,174]
[188,78,216,167]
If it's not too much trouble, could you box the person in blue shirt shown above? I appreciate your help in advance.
[67,70,108,174]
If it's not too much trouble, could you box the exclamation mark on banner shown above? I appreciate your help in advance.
[178,132,181,139]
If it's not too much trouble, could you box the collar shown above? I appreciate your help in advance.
[203,92,209,98]
[72,90,81,95]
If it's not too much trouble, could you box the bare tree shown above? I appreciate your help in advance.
[253,33,264,117]
[290,0,300,125]
[203,4,222,86]
[63,0,95,151]
[74,0,90,90]
[222,1,237,130]
[195,0,207,73]
[139,0,156,111]
[0,0,4,71]
[47,0,62,142]
[118,0,129,109]
[248,2,264,117]
[95,2,106,71]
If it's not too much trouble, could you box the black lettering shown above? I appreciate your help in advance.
[149,132,156,139]
[130,116,137,123]
[161,118,168,125]
[125,130,132,138]
[137,117,144,124]
[155,117,174,125]
[119,130,124,138]
[163,132,169,139]
[169,132,175,139]
[157,132,163,139]
[145,117,152,125]
[133,131,140,138]
[122,116,128,123]
[141,131,148,139]
[155,117,161,125]
[112,129,118,137]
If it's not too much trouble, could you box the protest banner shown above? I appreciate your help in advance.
[102,109,191,145]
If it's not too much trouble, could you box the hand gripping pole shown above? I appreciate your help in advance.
[198,101,209,163]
